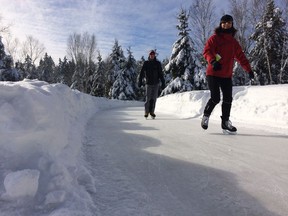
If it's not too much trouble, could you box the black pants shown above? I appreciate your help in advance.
[203,76,233,121]
[145,84,159,114]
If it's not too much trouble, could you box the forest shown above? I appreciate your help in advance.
[0,0,287,101]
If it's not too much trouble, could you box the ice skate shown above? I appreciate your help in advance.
[150,113,156,119]
[222,119,237,134]
[201,115,209,130]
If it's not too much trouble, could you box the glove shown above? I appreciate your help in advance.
[161,83,165,89]
[138,81,142,88]
[249,71,255,80]
[210,60,222,71]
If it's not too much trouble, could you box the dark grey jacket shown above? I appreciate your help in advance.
[138,59,165,86]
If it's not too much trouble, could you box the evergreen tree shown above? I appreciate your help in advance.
[0,36,5,60]
[0,36,22,81]
[22,55,37,79]
[136,56,146,101]
[90,52,106,97]
[249,0,288,84]
[57,57,75,87]
[163,8,205,95]
[111,47,137,100]
[70,59,86,92]
[70,59,94,94]
[106,40,126,98]
[37,53,56,83]
[83,61,96,94]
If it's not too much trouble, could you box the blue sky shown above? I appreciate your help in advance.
[0,0,230,62]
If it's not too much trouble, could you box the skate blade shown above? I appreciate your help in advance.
[222,129,237,135]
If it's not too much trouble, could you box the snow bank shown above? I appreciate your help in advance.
[0,79,136,215]
[156,84,288,134]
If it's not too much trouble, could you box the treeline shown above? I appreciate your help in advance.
[0,0,287,101]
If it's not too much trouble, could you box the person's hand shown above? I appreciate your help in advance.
[138,81,142,88]
[248,71,255,85]
[249,71,255,80]
[210,60,222,71]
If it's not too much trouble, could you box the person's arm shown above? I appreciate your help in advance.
[234,41,252,72]
[158,62,165,89]
[138,62,146,87]
[203,35,218,64]
[234,41,254,80]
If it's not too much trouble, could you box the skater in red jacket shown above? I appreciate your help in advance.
[201,14,255,133]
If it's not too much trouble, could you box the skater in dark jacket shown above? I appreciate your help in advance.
[201,14,255,132]
[138,50,165,118]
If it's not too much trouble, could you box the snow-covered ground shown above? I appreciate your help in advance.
[0,79,287,216]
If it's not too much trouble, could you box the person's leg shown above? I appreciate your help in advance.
[150,84,159,114]
[144,85,153,115]
[219,78,236,132]
[203,76,221,116]
[219,78,233,121]
[201,76,221,129]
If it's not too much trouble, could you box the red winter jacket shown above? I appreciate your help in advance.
[203,32,252,78]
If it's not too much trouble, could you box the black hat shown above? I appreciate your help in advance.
[149,50,156,55]
[220,14,233,23]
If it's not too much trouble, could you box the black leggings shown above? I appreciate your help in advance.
[203,76,233,121]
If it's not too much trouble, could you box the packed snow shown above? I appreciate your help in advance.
[0,79,287,216]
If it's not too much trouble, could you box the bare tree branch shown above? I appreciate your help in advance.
[189,0,216,52]
[21,35,45,65]
[66,32,97,64]
[0,14,11,35]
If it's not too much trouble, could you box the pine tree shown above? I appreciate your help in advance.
[57,57,75,87]
[0,36,22,81]
[83,61,96,94]
[249,0,288,84]
[70,60,86,92]
[106,40,126,98]
[37,53,56,83]
[22,55,37,79]
[136,56,146,101]
[70,58,94,93]
[111,47,137,100]
[163,8,205,95]
[90,52,106,97]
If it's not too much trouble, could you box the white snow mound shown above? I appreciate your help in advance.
[4,169,40,198]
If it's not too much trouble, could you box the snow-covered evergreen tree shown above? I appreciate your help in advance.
[249,0,288,84]
[162,8,205,96]
[70,58,86,92]
[22,55,37,79]
[57,57,75,87]
[136,56,146,101]
[0,36,22,81]
[90,52,106,97]
[111,47,137,100]
[70,59,94,93]
[83,61,96,94]
[106,40,126,98]
[37,53,56,83]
